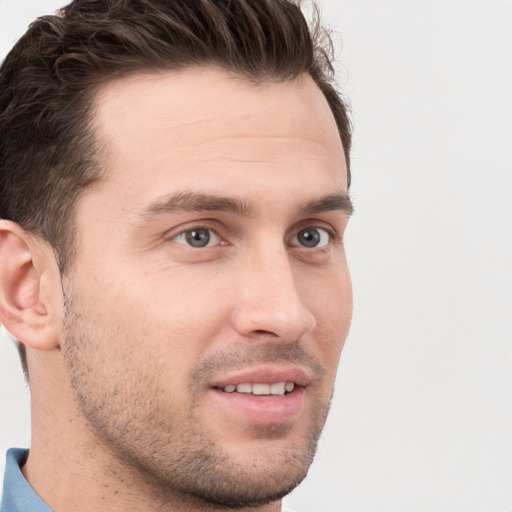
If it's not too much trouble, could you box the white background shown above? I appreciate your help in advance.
[1,1,511,511]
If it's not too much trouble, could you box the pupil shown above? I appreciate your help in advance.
[299,228,320,247]
[186,229,210,247]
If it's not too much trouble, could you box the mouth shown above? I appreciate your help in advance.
[208,368,309,425]
[217,381,296,396]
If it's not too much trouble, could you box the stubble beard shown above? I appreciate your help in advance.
[60,290,333,509]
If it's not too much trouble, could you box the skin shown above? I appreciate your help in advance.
[0,67,352,511]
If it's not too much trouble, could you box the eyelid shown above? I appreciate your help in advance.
[167,221,225,247]
[173,229,221,247]
[164,218,341,249]
[289,226,333,249]
[290,217,341,242]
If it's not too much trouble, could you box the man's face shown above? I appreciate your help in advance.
[60,68,352,508]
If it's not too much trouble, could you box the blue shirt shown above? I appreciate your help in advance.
[1,448,52,512]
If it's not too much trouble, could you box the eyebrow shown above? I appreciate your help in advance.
[138,190,353,220]
[140,191,252,219]
[299,193,354,216]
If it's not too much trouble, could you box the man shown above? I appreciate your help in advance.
[0,0,352,510]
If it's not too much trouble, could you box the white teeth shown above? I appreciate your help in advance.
[270,382,286,395]
[221,381,295,395]
[285,382,295,393]
[236,383,252,393]
[252,383,270,395]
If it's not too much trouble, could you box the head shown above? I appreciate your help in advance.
[0,0,352,509]
[0,0,351,271]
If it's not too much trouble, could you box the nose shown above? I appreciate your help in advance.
[230,246,317,342]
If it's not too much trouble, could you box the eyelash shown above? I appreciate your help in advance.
[170,223,224,248]
[169,223,338,250]
[290,227,333,249]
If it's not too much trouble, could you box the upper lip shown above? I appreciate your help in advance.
[209,366,312,389]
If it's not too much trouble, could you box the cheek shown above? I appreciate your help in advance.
[86,270,230,373]
[304,266,352,362]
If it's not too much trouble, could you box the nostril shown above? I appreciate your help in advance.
[252,329,278,337]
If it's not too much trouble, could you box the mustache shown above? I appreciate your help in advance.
[190,341,326,384]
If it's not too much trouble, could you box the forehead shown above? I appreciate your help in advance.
[86,67,347,210]
[93,67,341,140]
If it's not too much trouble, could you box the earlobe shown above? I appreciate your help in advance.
[0,220,60,350]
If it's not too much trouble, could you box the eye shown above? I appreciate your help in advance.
[172,228,221,248]
[292,227,331,248]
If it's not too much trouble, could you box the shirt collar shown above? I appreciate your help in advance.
[2,448,52,512]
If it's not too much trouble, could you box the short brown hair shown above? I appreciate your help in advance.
[0,0,351,272]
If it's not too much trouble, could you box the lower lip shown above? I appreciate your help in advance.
[210,387,306,425]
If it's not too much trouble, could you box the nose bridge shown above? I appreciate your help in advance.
[232,240,316,341]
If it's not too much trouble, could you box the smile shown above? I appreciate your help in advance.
[208,367,311,424]
[221,382,295,396]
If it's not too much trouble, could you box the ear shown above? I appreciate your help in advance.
[0,220,61,350]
